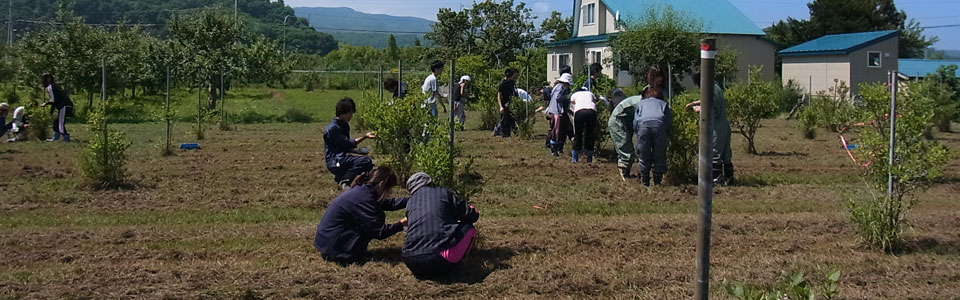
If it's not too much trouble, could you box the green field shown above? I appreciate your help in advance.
[1,88,959,299]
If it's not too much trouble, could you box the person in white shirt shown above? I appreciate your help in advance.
[421,61,445,117]
[569,88,598,163]
[7,106,28,142]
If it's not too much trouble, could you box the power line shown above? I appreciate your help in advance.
[923,24,960,29]
[309,27,429,34]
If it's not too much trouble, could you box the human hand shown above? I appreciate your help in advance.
[365,132,377,139]
[499,107,504,112]
[692,106,701,113]
[399,217,408,226]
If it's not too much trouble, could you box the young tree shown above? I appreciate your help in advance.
[725,66,779,155]
[609,7,701,81]
[168,7,246,110]
[926,64,960,131]
[386,34,400,61]
[426,0,539,64]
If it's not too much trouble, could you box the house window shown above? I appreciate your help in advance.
[582,3,595,25]
[593,51,602,64]
[559,54,570,71]
[551,55,557,71]
[868,51,881,68]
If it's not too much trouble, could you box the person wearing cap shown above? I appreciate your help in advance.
[452,75,471,127]
[493,68,520,137]
[546,73,573,157]
[402,172,480,279]
[324,97,377,190]
[39,73,74,142]
[5,105,28,142]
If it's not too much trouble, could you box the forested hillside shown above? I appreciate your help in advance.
[7,0,338,55]
[293,7,435,49]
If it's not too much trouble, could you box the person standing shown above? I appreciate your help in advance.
[422,61,445,117]
[582,63,603,92]
[546,74,573,157]
[402,173,480,279]
[314,167,409,265]
[633,88,672,186]
[451,75,471,127]
[40,73,73,142]
[324,98,377,190]
[570,88,597,163]
[493,68,520,138]
[687,71,734,186]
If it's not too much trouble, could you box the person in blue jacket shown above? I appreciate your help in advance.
[324,97,377,189]
[314,167,409,265]
[402,172,480,278]
[633,87,672,186]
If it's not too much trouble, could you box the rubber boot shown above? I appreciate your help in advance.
[62,134,71,142]
[571,150,579,163]
[585,151,594,163]
[47,131,60,142]
[653,174,664,186]
[641,174,651,186]
[723,163,735,186]
[712,163,725,186]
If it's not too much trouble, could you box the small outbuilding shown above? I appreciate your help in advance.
[779,30,899,95]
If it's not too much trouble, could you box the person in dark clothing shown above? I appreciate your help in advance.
[40,73,73,142]
[633,88,672,186]
[687,71,734,186]
[570,88,598,163]
[582,63,603,92]
[314,167,409,265]
[608,89,627,110]
[452,75,471,127]
[493,68,520,137]
[642,66,668,99]
[402,173,479,279]
[0,103,12,138]
[324,97,377,189]
[384,78,407,99]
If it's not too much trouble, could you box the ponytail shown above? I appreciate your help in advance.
[350,166,398,190]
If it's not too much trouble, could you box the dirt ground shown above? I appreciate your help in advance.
[1,116,959,299]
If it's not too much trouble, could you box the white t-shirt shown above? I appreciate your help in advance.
[421,74,438,104]
[570,90,597,112]
[516,88,532,103]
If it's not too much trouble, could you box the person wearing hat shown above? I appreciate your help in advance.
[546,73,573,157]
[402,172,480,279]
[5,105,28,142]
[452,75,471,127]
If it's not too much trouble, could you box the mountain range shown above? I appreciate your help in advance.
[293,7,435,48]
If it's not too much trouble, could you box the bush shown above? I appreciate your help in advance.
[665,91,699,185]
[725,66,779,155]
[358,95,433,179]
[79,106,131,187]
[724,269,841,300]
[232,108,278,124]
[27,105,53,141]
[573,74,617,152]
[846,81,953,252]
[509,98,537,139]
[283,107,314,123]
[3,89,19,104]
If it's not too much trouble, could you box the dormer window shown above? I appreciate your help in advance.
[582,3,596,25]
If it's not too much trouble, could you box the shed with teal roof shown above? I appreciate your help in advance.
[779,30,900,95]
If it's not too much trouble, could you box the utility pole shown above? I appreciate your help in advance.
[694,38,717,300]
[448,59,456,181]
[283,15,291,63]
[234,0,238,20]
[887,71,898,201]
[5,0,11,64]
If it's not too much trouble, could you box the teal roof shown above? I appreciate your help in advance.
[778,30,899,57]
[546,34,612,48]
[898,59,960,78]
[603,0,765,36]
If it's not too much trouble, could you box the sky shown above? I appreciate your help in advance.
[281,0,960,50]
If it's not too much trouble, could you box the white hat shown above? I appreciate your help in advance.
[460,75,471,82]
[558,73,573,84]
[0,103,9,111]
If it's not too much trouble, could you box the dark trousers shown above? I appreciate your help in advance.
[548,113,572,152]
[573,109,597,152]
[493,107,515,137]
[635,120,668,178]
[329,155,374,184]
[52,106,70,135]
[403,252,461,279]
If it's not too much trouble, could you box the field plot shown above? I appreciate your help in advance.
[1,98,959,299]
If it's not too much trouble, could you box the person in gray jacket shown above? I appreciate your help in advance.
[686,71,734,185]
[633,87,672,186]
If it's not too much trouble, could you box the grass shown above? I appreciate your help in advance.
[1,87,960,299]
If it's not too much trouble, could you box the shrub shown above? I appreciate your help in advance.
[665,91,699,185]
[725,66,779,155]
[79,106,131,187]
[27,105,53,141]
[573,74,617,152]
[724,269,841,300]
[509,97,537,139]
[797,106,818,140]
[283,107,314,123]
[846,81,953,252]
[3,89,19,104]
[358,95,433,179]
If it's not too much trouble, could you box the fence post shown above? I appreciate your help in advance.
[694,38,717,300]
[165,66,171,152]
[220,71,225,129]
[378,65,384,102]
[101,58,108,167]
[398,59,403,96]
[197,71,202,140]
[887,71,898,201]
[448,59,456,182]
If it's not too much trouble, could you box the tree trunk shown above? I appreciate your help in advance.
[207,75,220,110]
[937,119,952,133]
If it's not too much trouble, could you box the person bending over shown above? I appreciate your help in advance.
[633,88,672,186]
[314,167,409,265]
[324,97,376,189]
[570,88,598,163]
[402,172,479,279]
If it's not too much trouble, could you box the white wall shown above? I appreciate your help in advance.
[782,55,852,96]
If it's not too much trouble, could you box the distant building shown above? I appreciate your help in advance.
[898,59,960,79]
[546,0,776,88]
[779,30,899,95]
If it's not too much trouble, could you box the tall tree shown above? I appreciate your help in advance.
[609,7,702,81]
[541,11,573,42]
[426,0,539,64]
[764,0,937,58]
[387,34,400,61]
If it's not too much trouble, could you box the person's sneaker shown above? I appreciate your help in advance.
[551,150,560,158]
[45,138,58,142]
[618,166,630,181]
[585,151,594,163]
[339,182,351,190]
[62,134,71,142]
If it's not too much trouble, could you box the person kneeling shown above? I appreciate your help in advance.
[402,173,480,279]
[314,167,409,265]
[324,97,377,190]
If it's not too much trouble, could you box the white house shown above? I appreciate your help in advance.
[546,0,776,87]
[779,30,899,95]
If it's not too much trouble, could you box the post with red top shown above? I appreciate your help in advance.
[695,38,717,300]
